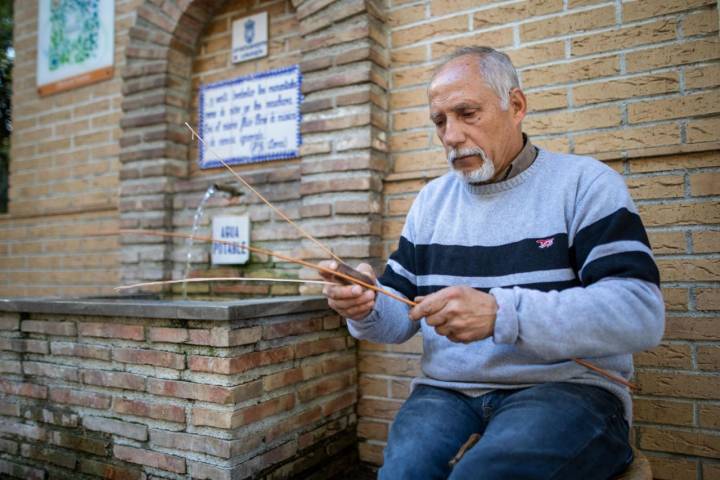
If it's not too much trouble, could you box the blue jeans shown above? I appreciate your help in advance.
[379,383,632,480]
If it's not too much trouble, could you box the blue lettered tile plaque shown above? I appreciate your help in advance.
[198,65,302,168]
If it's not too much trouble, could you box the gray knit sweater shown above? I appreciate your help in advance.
[347,149,665,421]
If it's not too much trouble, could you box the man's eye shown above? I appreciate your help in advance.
[461,110,476,118]
[433,119,445,127]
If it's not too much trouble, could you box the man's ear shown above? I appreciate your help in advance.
[509,88,527,125]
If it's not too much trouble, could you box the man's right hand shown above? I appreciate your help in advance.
[319,261,377,321]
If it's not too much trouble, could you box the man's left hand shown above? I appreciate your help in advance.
[409,286,498,343]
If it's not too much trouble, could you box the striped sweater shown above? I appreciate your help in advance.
[347,149,665,420]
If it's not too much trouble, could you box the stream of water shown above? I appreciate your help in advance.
[182,184,217,299]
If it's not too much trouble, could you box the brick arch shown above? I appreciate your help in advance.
[118,0,234,286]
[119,0,391,288]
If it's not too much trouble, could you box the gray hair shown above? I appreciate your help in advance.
[434,47,520,111]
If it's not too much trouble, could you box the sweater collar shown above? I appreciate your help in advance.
[462,142,544,195]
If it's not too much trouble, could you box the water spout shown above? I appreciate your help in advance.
[182,185,217,299]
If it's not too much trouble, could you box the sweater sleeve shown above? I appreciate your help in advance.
[490,168,664,360]
[345,194,422,344]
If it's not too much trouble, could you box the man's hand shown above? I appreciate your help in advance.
[320,261,377,321]
[409,286,498,343]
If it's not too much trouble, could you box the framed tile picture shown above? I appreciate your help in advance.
[36,0,114,96]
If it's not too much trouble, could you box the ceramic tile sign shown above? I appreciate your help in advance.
[232,11,268,64]
[212,215,250,265]
[198,65,302,167]
[36,0,115,95]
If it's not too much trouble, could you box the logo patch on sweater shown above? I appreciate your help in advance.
[536,238,554,249]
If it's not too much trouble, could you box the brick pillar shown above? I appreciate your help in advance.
[119,1,223,286]
[294,0,390,292]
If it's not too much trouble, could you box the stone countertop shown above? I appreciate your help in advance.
[0,295,329,321]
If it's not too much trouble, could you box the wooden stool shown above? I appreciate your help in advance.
[613,449,652,480]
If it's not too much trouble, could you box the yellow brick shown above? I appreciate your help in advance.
[629,151,720,173]
[390,131,432,152]
[506,41,565,68]
[626,174,685,200]
[571,19,676,56]
[393,149,445,173]
[526,88,568,111]
[393,108,430,130]
[662,287,688,310]
[383,219,405,239]
[623,0,714,22]
[392,16,468,48]
[202,35,231,55]
[573,124,680,155]
[73,99,110,118]
[687,117,720,144]
[691,172,720,197]
[648,231,686,254]
[432,28,514,59]
[696,288,720,310]
[390,88,427,109]
[37,109,72,126]
[521,6,615,42]
[392,64,435,88]
[525,106,621,135]
[391,45,427,66]
[693,231,720,253]
[686,64,720,90]
[568,0,606,7]
[478,4,523,27]
[683,7,719,36]
[573,73,679,106]
[628,90,720,124]
[634,398,694,426]
[389,4,426,27]
[521,55,619,88]
[384,178,428,195]
[14,126,53,146]
[430,0,479,16]
[387,197,414,216]
[626,37,720,73]
[473,1,541,28]
[657,258,720,282]
[37,139,71,155]
[533,136,570,153]
[74,131,110,147]
[638,201,720,227]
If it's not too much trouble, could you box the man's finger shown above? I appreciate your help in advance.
[318,260,339,281]
[324,283,364,300]
[330,290,375,310]
[408,293,449,321]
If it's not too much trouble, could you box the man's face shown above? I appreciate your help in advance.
[428,56,525,183]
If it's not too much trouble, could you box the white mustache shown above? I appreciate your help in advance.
[447,148,488,163]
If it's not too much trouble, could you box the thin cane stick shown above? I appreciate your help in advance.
[116,277,336,291]
[117,229,416,307]
[573,358,637,391]
[115,231,633,390]
[185,122,344,265]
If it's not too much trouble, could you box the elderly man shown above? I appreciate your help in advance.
[321,46,664,479]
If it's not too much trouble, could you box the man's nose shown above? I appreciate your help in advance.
[442,117,465,148]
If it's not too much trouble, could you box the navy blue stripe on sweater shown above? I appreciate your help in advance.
[582,252,659,286]
[571,207,658,286]
[388,234,571,278]
[572,207,650,269]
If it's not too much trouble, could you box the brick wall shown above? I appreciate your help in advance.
[3,0,719,476]
[365,0,720,477]
[0,0,142,297]
[0,298,356,479]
